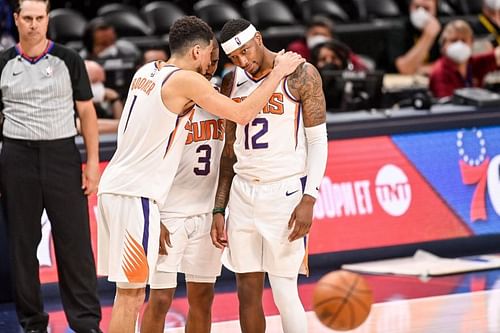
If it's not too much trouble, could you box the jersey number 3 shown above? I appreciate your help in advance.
[194,144,212,176]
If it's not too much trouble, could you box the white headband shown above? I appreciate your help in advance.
[221,24,257,54]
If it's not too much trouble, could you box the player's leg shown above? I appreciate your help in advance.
[181,214,221,333]
[268,274,307,333]
[236,272,266,333]
[185,280,215,333]
[142,217,187,332]
[140,287,176,333]
[109,284,146,333]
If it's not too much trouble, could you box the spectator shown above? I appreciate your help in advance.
[430,20,500,98]
[311,40,367,71]
[388,0,441,75]
[141,48,168,64]
[81,17,141,63]
[287,15,367,69]
[472,0,500,49]
[0,0,15,50]
[0,0,102,332]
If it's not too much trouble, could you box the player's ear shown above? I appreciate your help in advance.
[254,32,263,46]
[192,44,201,60]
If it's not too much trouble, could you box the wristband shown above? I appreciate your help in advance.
[212,207,225,216]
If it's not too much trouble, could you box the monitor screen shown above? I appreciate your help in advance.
[321,69,384,111]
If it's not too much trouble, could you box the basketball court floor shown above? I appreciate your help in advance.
[1,267,499,332]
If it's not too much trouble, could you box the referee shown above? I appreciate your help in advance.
[0,1,101,332]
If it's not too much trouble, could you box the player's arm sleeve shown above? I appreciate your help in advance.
[303,123,328,199]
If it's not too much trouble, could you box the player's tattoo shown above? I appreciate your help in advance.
[214,71,237,209]
[287,63,326,127]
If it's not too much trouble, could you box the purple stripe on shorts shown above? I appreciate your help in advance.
[141,197,150,255]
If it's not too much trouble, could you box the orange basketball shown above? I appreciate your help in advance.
[312,270,373,331]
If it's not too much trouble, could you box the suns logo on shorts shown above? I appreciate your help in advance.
[122,232,149,283]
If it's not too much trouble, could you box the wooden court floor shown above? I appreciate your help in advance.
[1,268,499,332]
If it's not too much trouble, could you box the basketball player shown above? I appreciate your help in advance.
[140,38,224,333]
[97,16,304,333]
[211,19,328,333]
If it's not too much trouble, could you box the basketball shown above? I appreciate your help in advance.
[312,270,373,331]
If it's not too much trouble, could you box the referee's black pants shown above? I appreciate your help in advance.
[0,137,102,332]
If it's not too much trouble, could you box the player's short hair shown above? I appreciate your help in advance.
[169,16,214,55]
[15,0,50,13]
[220,19,253,44]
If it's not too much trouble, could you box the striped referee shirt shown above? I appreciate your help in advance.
[0,41,92,140]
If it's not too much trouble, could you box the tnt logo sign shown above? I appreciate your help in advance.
[375,164,412,216]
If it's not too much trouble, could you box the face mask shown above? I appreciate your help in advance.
[306,35,330,49]
[410,7,430,30]
[91,82,105,103]
[446,41,472,64]
[97,45,118,58]
[320,62,344,71]
[485,0,500,10]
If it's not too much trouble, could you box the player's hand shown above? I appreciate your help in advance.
[274,50,305,77]
[81,161,100,196]
[159,223,172,255]
[288,195,315,242]
[211,213,227,249]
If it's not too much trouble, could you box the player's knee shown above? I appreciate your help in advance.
[149,289,174,312]
[116,287,146,312]
[187,284,214,311]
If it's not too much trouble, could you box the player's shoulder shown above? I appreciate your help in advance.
[289,62,320,79]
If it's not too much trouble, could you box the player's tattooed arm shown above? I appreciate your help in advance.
[214,70,237,209]
[287,63,326,127]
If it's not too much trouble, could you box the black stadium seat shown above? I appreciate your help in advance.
[96,3,139,16]
[243,0,298,30]
[363,0,401,18]
[298,0,351,23]
[48,8,88,44]
[141,1,186,35]
[101,11,152,37]
[194,0,242,32]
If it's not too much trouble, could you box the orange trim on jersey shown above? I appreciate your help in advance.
[163,110,194,158]
[122,232,149,283]
[282,76,300,103]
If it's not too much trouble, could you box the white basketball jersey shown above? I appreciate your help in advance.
[99,63,193,205]
[230,67,307,182]
[163,94,225,218]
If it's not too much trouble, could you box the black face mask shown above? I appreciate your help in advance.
[320,62,344,71]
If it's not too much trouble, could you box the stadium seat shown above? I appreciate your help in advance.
[194,0,242,32]
[363,0,401,18]
[101,11,152,37]
[298,0,351,23]
[460,0,482,14]
[48,8,87,44]
[141,1,186,35]
[243,0,298,30]
[96,3,139,16]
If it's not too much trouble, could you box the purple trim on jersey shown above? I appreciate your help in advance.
[141,197,150,255]
[295,105,302,149]
[161,67,182,87]
[300,176,307,193]
[16,40,54,64]
[283,76,299,102]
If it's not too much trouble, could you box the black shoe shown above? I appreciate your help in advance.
[86,330,103,333]
[25,330,48,333]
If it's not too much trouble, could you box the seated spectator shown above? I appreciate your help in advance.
[430,20,500,98]
[287,15,367,69]
[472,0,500,50]
[142,48,169,64]
[0,0,15,51]
[388,0,441,75]
[80,17,141,63]
[84,60,123,133]
[311,40,367,71]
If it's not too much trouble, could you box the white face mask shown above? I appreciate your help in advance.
[410,7,431,30]
[306,35,330,49]
[91,82,105,103]
[446,41,472,64]
[485,0,500,10]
